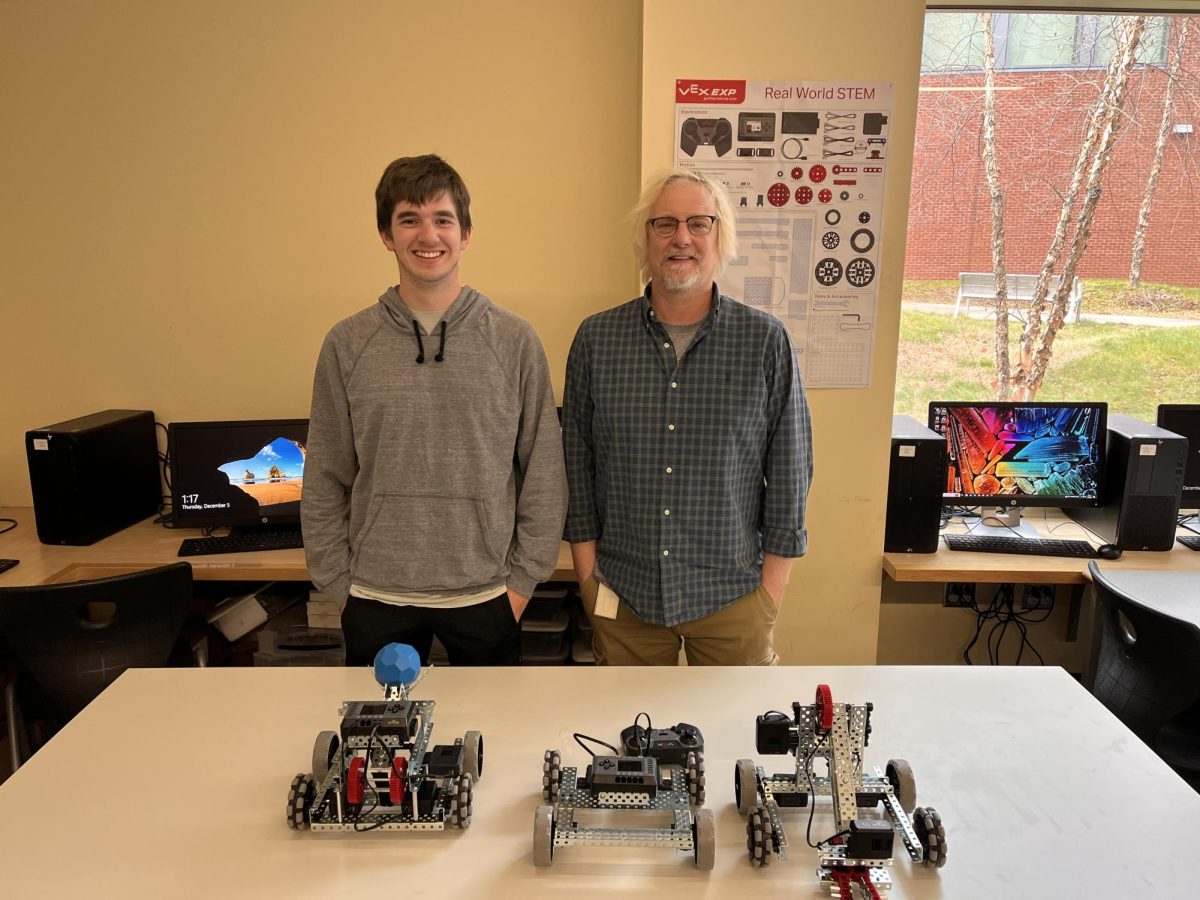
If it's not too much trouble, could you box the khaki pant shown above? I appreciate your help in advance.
[579,576,779,666]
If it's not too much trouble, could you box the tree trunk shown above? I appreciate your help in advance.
[1130,18,1188,287]
[1028,16,1147,396]
[980,13,1010,399]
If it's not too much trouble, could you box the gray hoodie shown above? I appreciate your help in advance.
[302,286,567,603]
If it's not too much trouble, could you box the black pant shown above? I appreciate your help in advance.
[341,592,521,667]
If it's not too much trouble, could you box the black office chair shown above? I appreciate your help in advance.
[0,562,194,773]
[1088,561,1200,789]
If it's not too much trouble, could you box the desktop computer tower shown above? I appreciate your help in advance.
[1065,413,1187,551]
[25,409,161,545]
[884,415,947,553]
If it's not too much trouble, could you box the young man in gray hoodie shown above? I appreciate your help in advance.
[303,155,567,666]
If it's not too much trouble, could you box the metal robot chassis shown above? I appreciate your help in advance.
[285,645,482,834]
[735,684,947,898]
[534,723,715,869]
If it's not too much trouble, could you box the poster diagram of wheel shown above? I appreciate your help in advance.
[674,78,894,389]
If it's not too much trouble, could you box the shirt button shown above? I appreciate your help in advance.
[671,382,678,389]
[668,424,675,431]
[662,549,670,556]
[665,467,672,474]
[663,342,671,349]
[663,509,670,516]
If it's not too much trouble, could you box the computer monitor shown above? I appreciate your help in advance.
[928,402,1106,530]
[168,419,308,531]
[1156,403,1199,512]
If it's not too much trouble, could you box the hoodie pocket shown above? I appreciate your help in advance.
[352,494,504,591]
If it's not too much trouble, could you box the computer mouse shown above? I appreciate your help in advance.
[1097,544,1123,560]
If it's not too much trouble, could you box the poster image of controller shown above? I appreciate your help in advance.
[679,112,888,160]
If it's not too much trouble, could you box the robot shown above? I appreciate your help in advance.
[285,643,482,833]
[535,719,715,869]
[735,685,946,897]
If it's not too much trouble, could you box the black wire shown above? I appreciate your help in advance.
[633,712,652,757]
[0,517,17,536]
[803,731,834,848]
[963,583,1050,666]
[573,732,619,757]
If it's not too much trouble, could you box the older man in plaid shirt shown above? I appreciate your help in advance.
[562,170,813,666]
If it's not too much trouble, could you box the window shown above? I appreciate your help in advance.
[922,13,1169,72]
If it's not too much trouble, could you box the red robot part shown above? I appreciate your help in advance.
[808,164,827,183]
[818,188,833,204]
[767,183,791,207]
[830,868,883,900]
[346,756,366,805]
[815,684,834,732]
[795,186,813,205]
[791,167,804,180]
[389,755,409,804]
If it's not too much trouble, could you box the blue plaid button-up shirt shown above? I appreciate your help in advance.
[563,287,813,626]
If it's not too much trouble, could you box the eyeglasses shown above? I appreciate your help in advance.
[647,215,718,238]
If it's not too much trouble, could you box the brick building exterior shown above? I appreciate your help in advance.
[905,26,1200,287]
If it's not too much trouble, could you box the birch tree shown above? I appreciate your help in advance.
[977,14,1147,399]
[1129,18,1189,287]
[980,13,1011,395]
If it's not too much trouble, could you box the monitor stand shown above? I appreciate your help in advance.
[973,505,1040,539]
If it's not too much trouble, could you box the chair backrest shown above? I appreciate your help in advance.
[1088,561,1200,748]
[0,563,193,720]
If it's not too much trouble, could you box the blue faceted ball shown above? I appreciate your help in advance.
[374,643,421,687]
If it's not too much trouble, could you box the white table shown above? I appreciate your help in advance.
[1,664,1198,898]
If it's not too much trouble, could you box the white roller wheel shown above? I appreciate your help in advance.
[449,773,473,829]
[463,730,484,782]
[735,758,758,816]
[311,731,339,785]
[533,805,555,866]
[693,808,715,870]
[286,773,313,831]
[886,758,917,814]
[686,750,706,807]
[746,805,773,867]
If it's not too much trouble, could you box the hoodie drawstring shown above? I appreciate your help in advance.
[413,322,425,364]
[413,320,447,364]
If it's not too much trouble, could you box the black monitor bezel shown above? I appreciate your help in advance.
[927,400,1107,509]
[168,418,308,529]
[1156,403,1200,509]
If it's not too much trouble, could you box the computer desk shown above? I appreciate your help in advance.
[884,510,1200,585]
[0,663,1197,897]
[0,507,577,587]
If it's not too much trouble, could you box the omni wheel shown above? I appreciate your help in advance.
[542,749,562,803]
[686,750,706,807]
[533,805,555,866]
[746,805,774,867]
[914,806,948,868]
[886,758,917,814]
[311,731,339,785]
[286,773,314,831]
[735,758,758,815]
[693,808,716,870]
[449,773,473,828]
[463,730,484,782]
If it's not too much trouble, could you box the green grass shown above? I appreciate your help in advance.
[894,311,1200,421]
[901,278,1200,320]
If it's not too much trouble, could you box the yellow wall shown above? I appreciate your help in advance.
[2,0,935,664]
[0,0,641,502]
[641,0,925,663]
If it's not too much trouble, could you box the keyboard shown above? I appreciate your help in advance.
[943,534,1099,558]
[178,531,303,557]
[1179,535,1200,551]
